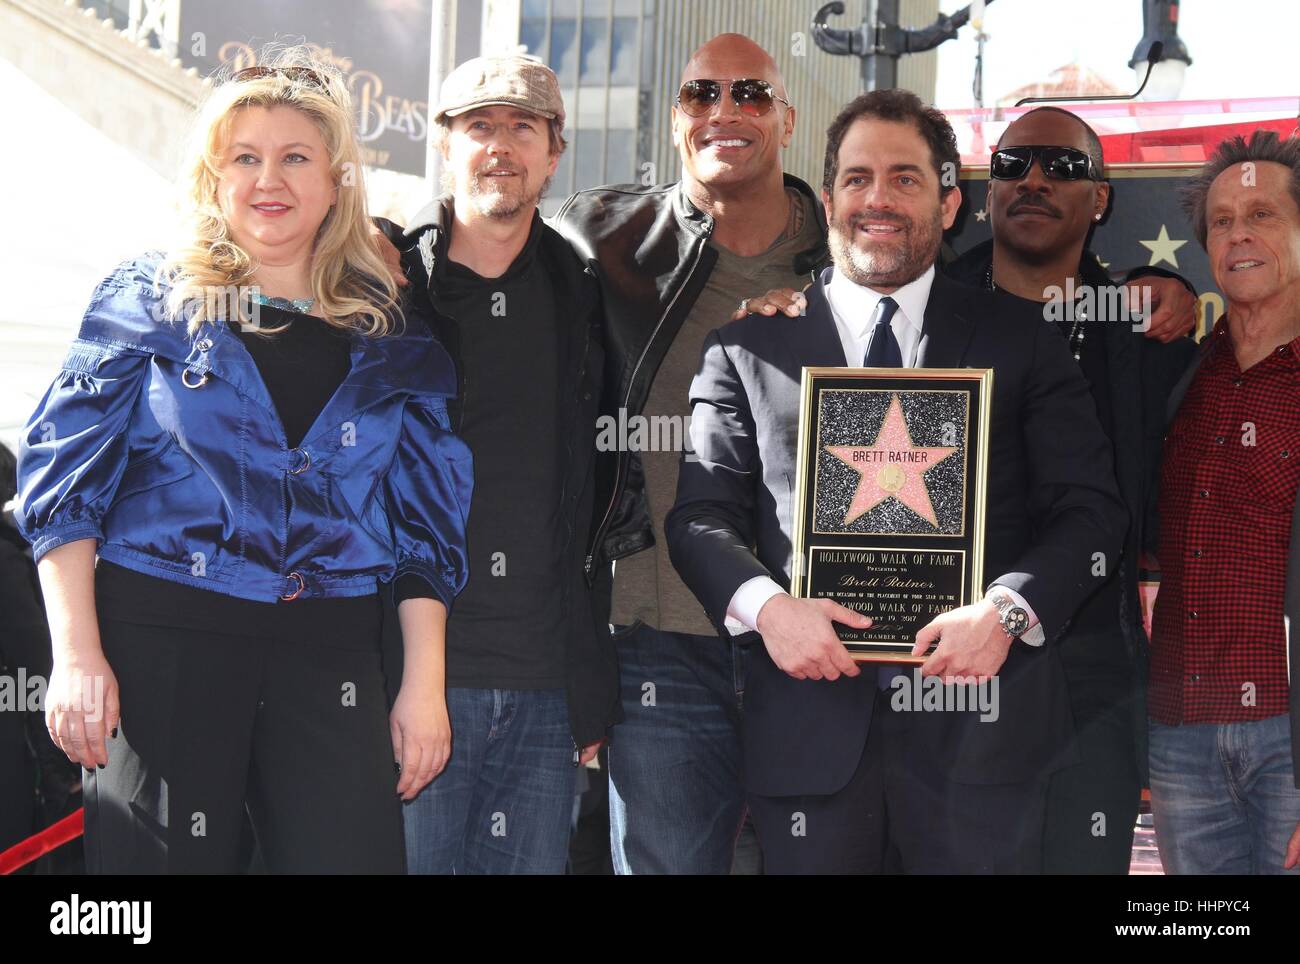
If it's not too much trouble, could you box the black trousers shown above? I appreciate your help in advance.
[86,612,405,874]
[748,695,1048,874]
[1041,631,1141,874]
[0,698,35,859]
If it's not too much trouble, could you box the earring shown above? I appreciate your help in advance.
[1094,213,1102,221]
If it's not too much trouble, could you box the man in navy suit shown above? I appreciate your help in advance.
[666,89,1128,873]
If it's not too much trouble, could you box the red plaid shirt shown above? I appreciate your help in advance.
[1150,318,1300,724]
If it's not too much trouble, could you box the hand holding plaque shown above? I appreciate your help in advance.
[790,367,993,663]
[910,596,1014,679]
[754,594,869,681]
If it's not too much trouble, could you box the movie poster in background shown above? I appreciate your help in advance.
[179,0,432,175]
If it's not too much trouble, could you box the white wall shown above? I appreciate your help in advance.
[0,53,179,455]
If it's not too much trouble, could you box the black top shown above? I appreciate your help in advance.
[96,303,432,643]
[384,196,617,746]
[1055,317,1124,647]
[430,218,567,689]
[232,303,352,449]
[945,245,1125,662]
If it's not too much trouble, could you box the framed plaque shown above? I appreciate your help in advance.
[790,367,993,663]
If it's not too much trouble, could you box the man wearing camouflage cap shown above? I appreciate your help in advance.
[379,54,617,874]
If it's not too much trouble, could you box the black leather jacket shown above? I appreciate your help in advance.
[552,175,829,581]
[381,199,620,747]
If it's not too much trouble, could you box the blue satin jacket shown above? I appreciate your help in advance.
[17,254,472,606]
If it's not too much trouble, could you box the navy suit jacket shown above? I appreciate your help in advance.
[665,267,1128,797]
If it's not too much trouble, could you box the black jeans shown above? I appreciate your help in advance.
[1042,630,1141,874]
[86,611,405,874]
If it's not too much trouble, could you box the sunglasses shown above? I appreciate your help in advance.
[990,145,1102,182]
[675,78,791,117]
[230,65,328,90]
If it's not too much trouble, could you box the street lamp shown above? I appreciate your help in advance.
[1129,0,1192,101]
[812,0,997,93]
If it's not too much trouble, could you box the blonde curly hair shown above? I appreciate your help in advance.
[159,45,400,337]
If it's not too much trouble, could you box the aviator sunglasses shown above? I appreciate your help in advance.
[990,145,1102,182]
[230,65,329,89]
[675,78,791,117]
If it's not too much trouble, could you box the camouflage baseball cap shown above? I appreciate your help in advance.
[435,54,565,128]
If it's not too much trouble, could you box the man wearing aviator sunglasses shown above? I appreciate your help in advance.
[553,33,824,876]
[675,78,792,119]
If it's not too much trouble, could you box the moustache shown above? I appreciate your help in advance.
[1008,196,1061,218]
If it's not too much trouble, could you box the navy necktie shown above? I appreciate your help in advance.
[863,296,902,367]
[864,296,909,689]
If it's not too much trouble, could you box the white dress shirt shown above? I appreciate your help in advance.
[828,262,933,369]
[724,264,1044,645]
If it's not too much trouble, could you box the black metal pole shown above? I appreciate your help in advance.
[812,0,996,93]
[865,0,900,92]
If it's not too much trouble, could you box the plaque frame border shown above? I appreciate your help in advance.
[790,366,994,663]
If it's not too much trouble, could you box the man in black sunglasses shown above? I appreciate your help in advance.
[957,107,1194,334]
[945,106,1197,874]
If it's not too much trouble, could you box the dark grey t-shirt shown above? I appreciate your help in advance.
[610,189,822,636]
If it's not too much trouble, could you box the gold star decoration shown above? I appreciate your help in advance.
[1139,225,1188,269]
[973,208,988,222]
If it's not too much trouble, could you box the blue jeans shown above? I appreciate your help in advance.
[403,687,574,874]
[607,622,752,874]
[1149,715,1300,875]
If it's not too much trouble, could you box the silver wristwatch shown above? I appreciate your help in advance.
[989,590,1030,639]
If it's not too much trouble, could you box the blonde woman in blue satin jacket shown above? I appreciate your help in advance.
[16,48,472,873]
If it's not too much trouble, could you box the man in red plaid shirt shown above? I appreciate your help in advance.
[1152,130,1300,873]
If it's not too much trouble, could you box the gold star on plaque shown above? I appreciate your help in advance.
[1139,225,1188,269]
